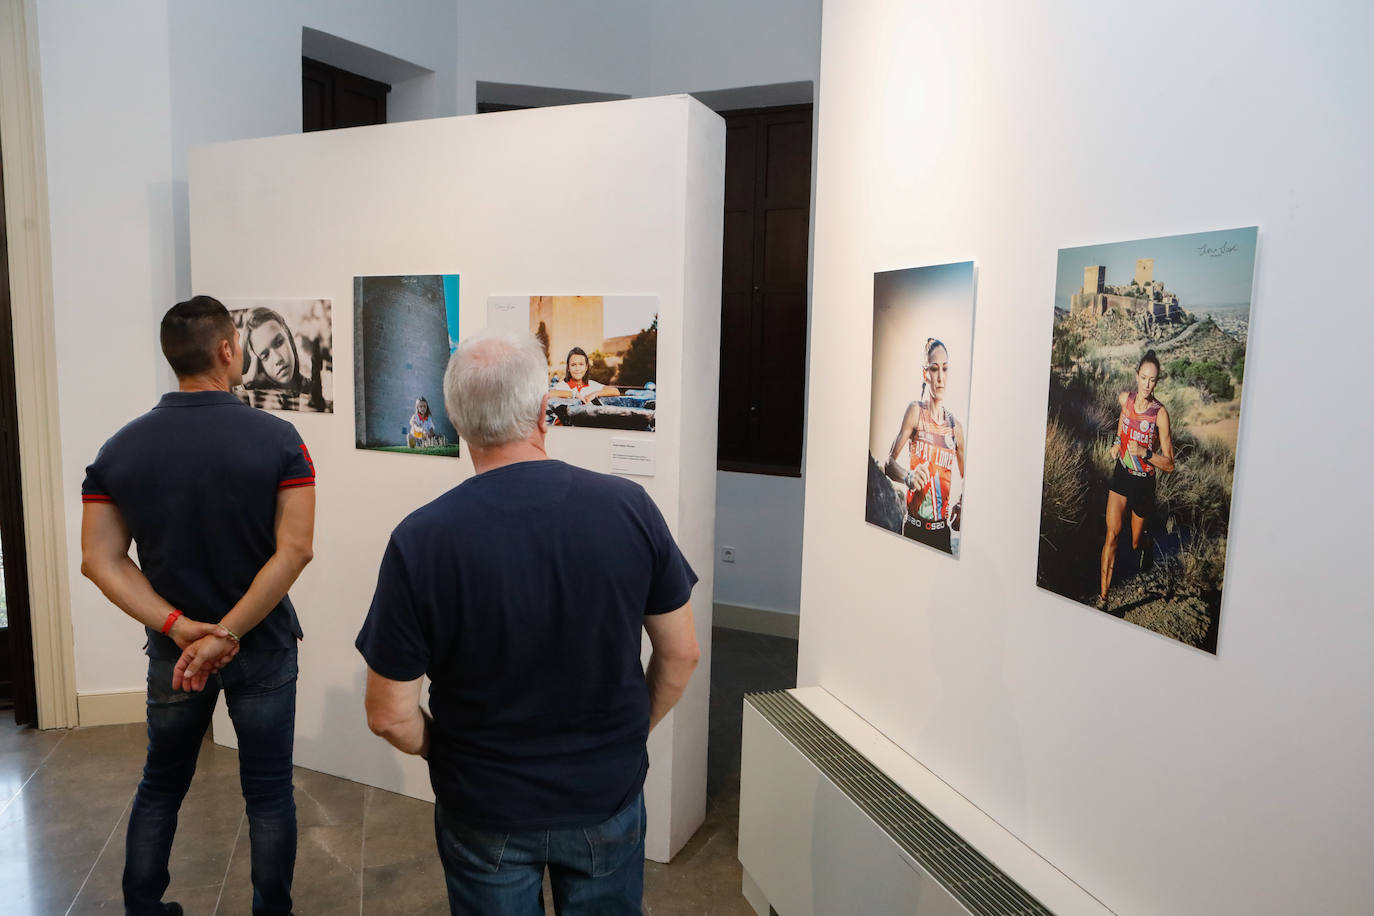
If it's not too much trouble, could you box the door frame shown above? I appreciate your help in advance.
[0,0,79,728]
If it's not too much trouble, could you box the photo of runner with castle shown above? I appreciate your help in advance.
[1037,227,1258,653]
[864,262,975,558]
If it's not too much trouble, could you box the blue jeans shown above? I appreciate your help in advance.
[124,648,298,916]
[435,791,646,915]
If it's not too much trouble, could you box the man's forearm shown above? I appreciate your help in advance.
[82,555,178,632]
[219,547,311,638]
[369,706,431,757]
[646,653,698,731]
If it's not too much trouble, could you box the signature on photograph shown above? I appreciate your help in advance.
[1196,241,1238,258]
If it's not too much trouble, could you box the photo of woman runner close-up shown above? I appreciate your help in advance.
[863,261,977,558]
[883,337,966,555]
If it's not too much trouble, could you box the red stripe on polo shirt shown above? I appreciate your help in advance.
[278,478,316,490]
[82,493,114,503]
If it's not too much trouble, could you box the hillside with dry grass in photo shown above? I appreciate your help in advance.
[1037,306,1246,653]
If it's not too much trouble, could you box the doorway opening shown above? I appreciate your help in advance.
[716,102,812,477]
[0,123,38,726]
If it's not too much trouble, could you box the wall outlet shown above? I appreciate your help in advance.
[721,546,736,564]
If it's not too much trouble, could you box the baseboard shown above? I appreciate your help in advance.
[713,603,800,639]
[77,689,146,726]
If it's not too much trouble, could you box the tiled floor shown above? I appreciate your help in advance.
[0,626,796,915]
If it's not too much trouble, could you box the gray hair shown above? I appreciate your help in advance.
[444,327,548,448]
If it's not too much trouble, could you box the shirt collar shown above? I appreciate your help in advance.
[155,390,244,408]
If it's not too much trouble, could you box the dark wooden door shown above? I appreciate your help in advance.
[717,105,812,476]
[0,126,38,725]
[303,58,390,132]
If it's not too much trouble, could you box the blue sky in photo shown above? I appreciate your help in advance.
[875,260,973,312]
[1054,226,1257,312]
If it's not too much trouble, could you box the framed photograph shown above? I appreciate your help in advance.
[487,295,659,431]
[1037,227,1258,652]
[864,262,975,557]
[354,274,462,458]
[227,298,333,413]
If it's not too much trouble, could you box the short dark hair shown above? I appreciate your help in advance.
[160,295,235,378]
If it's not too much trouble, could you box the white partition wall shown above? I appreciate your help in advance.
[798,2,1374,915]
[188,95,724,863]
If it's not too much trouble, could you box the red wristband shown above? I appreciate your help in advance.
[160,609,183,635]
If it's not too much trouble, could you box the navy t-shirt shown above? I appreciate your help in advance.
[355,459,697,831]
[82,391,315,658]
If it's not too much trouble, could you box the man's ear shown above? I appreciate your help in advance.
[537,392,550,435]
[218,336,235,366]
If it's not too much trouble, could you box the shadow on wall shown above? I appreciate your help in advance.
[293,663,409,796]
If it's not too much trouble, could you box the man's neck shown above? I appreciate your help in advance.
[469,439,550,475]
[177,373,232,393]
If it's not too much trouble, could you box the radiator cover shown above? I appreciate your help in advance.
[739,689,1112,916]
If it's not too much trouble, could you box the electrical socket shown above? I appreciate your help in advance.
[721,546,736,564]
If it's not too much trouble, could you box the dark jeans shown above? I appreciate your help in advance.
[435,791,646,915]
[124,647,298,916]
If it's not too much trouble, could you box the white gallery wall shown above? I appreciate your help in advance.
[453,0,824,619]
[36,1,818,707]
[453,0,651,113]
[645,0,821,98]
[799,1,1374,914]
[36,0,460,699]
[189,96,724,862]
[452,0,822,112]
[651,0,821,618]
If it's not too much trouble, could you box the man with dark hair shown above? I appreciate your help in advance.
[81,295,316,916]
[357,328,700,914]
[158,294,239,377]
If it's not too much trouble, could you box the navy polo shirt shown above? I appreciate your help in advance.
[82,391,315,659]
[355,459,697,831]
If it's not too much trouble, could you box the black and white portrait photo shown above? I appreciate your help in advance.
[227,298,334,413]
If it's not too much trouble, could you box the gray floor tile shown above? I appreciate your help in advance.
[362,856,449,915]
[218,783,363,915]
[362,785,437,869]
[0,626,798,915]
[0,726,68,812]
[66,804,133,907]
[0,847,105,915]
[68,882,223,916]
[295,765,366,829]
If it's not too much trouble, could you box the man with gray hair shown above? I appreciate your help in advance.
[356,327,700,914]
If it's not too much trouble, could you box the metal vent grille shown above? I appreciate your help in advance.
[746,691,1053,916]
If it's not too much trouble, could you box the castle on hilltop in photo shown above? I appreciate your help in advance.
[1070,257,1182,322]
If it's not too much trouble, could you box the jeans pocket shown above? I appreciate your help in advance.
[438,808,510,874]
[225,647,299,692]
[146,657,198,706]
[583,793,644,878]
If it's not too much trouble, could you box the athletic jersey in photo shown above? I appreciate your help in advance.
[908,402,958,522]
[1117,392,1161,477]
